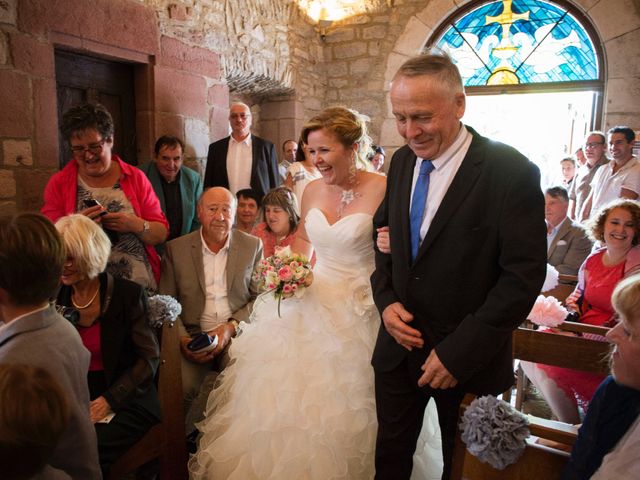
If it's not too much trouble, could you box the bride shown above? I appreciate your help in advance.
[189,107,442,479]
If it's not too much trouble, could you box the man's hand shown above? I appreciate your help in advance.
[381,302,423,351]
[180,336,215,364]
[376,226,391,254]
[89,396,113,423]
[79,204,106,223]
[208,322,235,356]
[418,349,458,389]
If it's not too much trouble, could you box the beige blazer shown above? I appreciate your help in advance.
[159,229,263,336]
[548,216,593,276]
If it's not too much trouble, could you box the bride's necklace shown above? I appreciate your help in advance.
[338,185,362,217]
[72,285,100,310]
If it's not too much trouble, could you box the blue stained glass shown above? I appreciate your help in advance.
[433,0,599,86]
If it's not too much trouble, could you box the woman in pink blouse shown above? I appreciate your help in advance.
[251,187,300,258]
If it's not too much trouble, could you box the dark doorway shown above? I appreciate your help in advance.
[55,50,137,169]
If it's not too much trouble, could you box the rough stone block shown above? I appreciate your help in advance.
[369,41,381,57]
[605,29,640,78]
[277,118,301,144]
[605,77,640,115]
[329,78,348,88]
[260,99,301,121]
[168,3,191,21]
[184,118,210,158]
[380,118,405,147]
[155,113,184,141]
[160,36,220,79]
[0,170,16,198]
[3,140,33,166]
[155,66,208,120]
[384,52,411,86]
[33,77,59,167]
[209,106,230,142]
[327,61,348,77]
[135,111,154,163]
[18,0,159,55]
[363,25,387,40]
[333,42,368,59]
[207,84,230,108]
[259,120,279,146]
[393,15,429,56]
[324,28,356,43]
[10,32,55,78]
[415,0,457,28]
[0,0,17,25]
[590,0,640,41]
[14,168,55,211]
[0,70,32,137]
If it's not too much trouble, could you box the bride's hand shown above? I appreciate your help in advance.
[382,302,423,350]
[376,226,391,254]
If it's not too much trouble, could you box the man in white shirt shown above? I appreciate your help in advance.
[582,126,640,219]
[569,131,609,221]
[159,187,262,432]
[203,102,280,198]
[279,139,298,181]
[545,186,592,278]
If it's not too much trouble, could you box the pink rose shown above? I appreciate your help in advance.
[278,266,293,282]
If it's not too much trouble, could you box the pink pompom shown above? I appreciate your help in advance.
[527,295,568,327]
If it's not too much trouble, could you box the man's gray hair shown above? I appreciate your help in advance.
[394,51,464,94]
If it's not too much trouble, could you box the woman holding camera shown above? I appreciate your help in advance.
[55,214,160,477]
[42,103,168,292]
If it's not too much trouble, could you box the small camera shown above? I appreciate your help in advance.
[55,304,80,326]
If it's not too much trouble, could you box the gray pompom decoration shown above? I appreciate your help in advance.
[147,295,182,328]
[459,395,530,470]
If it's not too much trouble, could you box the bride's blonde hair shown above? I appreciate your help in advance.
[301,106,372,171]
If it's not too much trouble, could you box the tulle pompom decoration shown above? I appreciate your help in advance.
[542,264,559,293]
[527,294,567,327]
[460,395,530,470]
[147,294,182,328]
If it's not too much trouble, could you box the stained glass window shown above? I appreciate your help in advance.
[433,0,599,86]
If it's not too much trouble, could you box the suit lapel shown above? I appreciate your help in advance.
[219,137,231,187]
[396,149,417,268]
[548,217,570,257]
[191,233,206,294]
[415,131,484,262]
[250,136,261,192]
[226,231,239,292]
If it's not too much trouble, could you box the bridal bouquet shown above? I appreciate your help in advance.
[253,246,313,316]
[527,294,568,328]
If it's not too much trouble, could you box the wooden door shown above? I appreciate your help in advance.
[55,50,137,169]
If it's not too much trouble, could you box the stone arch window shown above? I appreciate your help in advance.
[429,0,604,91]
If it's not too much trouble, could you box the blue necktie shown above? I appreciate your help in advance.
[410,160,434,261]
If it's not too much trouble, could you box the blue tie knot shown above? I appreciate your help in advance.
[420,159,435,176]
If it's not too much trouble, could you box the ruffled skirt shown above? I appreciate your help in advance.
[189,273,379,479]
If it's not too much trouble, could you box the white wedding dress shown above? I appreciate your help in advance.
[189,208,443,480]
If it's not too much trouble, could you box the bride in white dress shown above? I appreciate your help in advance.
[189,107,442,480]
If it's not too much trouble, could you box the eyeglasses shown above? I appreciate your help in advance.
[230,113,250,120]
[585,142,604,149]
[70,139,106,158]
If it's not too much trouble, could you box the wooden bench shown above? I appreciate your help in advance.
[451,394,578,480]
[513,323,610,410]
[109,320,188,480]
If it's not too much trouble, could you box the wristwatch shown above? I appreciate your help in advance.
[228,319,240,337]
[141,220,150,234]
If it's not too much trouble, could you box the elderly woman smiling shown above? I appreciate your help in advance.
[42,103,168,292]
[54,214,160,477]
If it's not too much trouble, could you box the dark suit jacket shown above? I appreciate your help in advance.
[547,216,593,276]
[371,126,547,395]
[0,306,101,479]
[203,135,280,197]
[57,273,161,416]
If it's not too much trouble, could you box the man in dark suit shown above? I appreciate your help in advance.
[371,53,546,480]
[203,102,280,198]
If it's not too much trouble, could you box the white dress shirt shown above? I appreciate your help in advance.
[226,134,253,194]
[199,229,233,332]
[410,124,472,245]
[590,157,640,214]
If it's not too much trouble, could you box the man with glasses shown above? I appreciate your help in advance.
[569,131,609,221]
[582,126,640,220]
[203,102,280,198]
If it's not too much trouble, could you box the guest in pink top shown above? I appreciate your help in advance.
[523,199,640,423]
[251,187,302,259]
